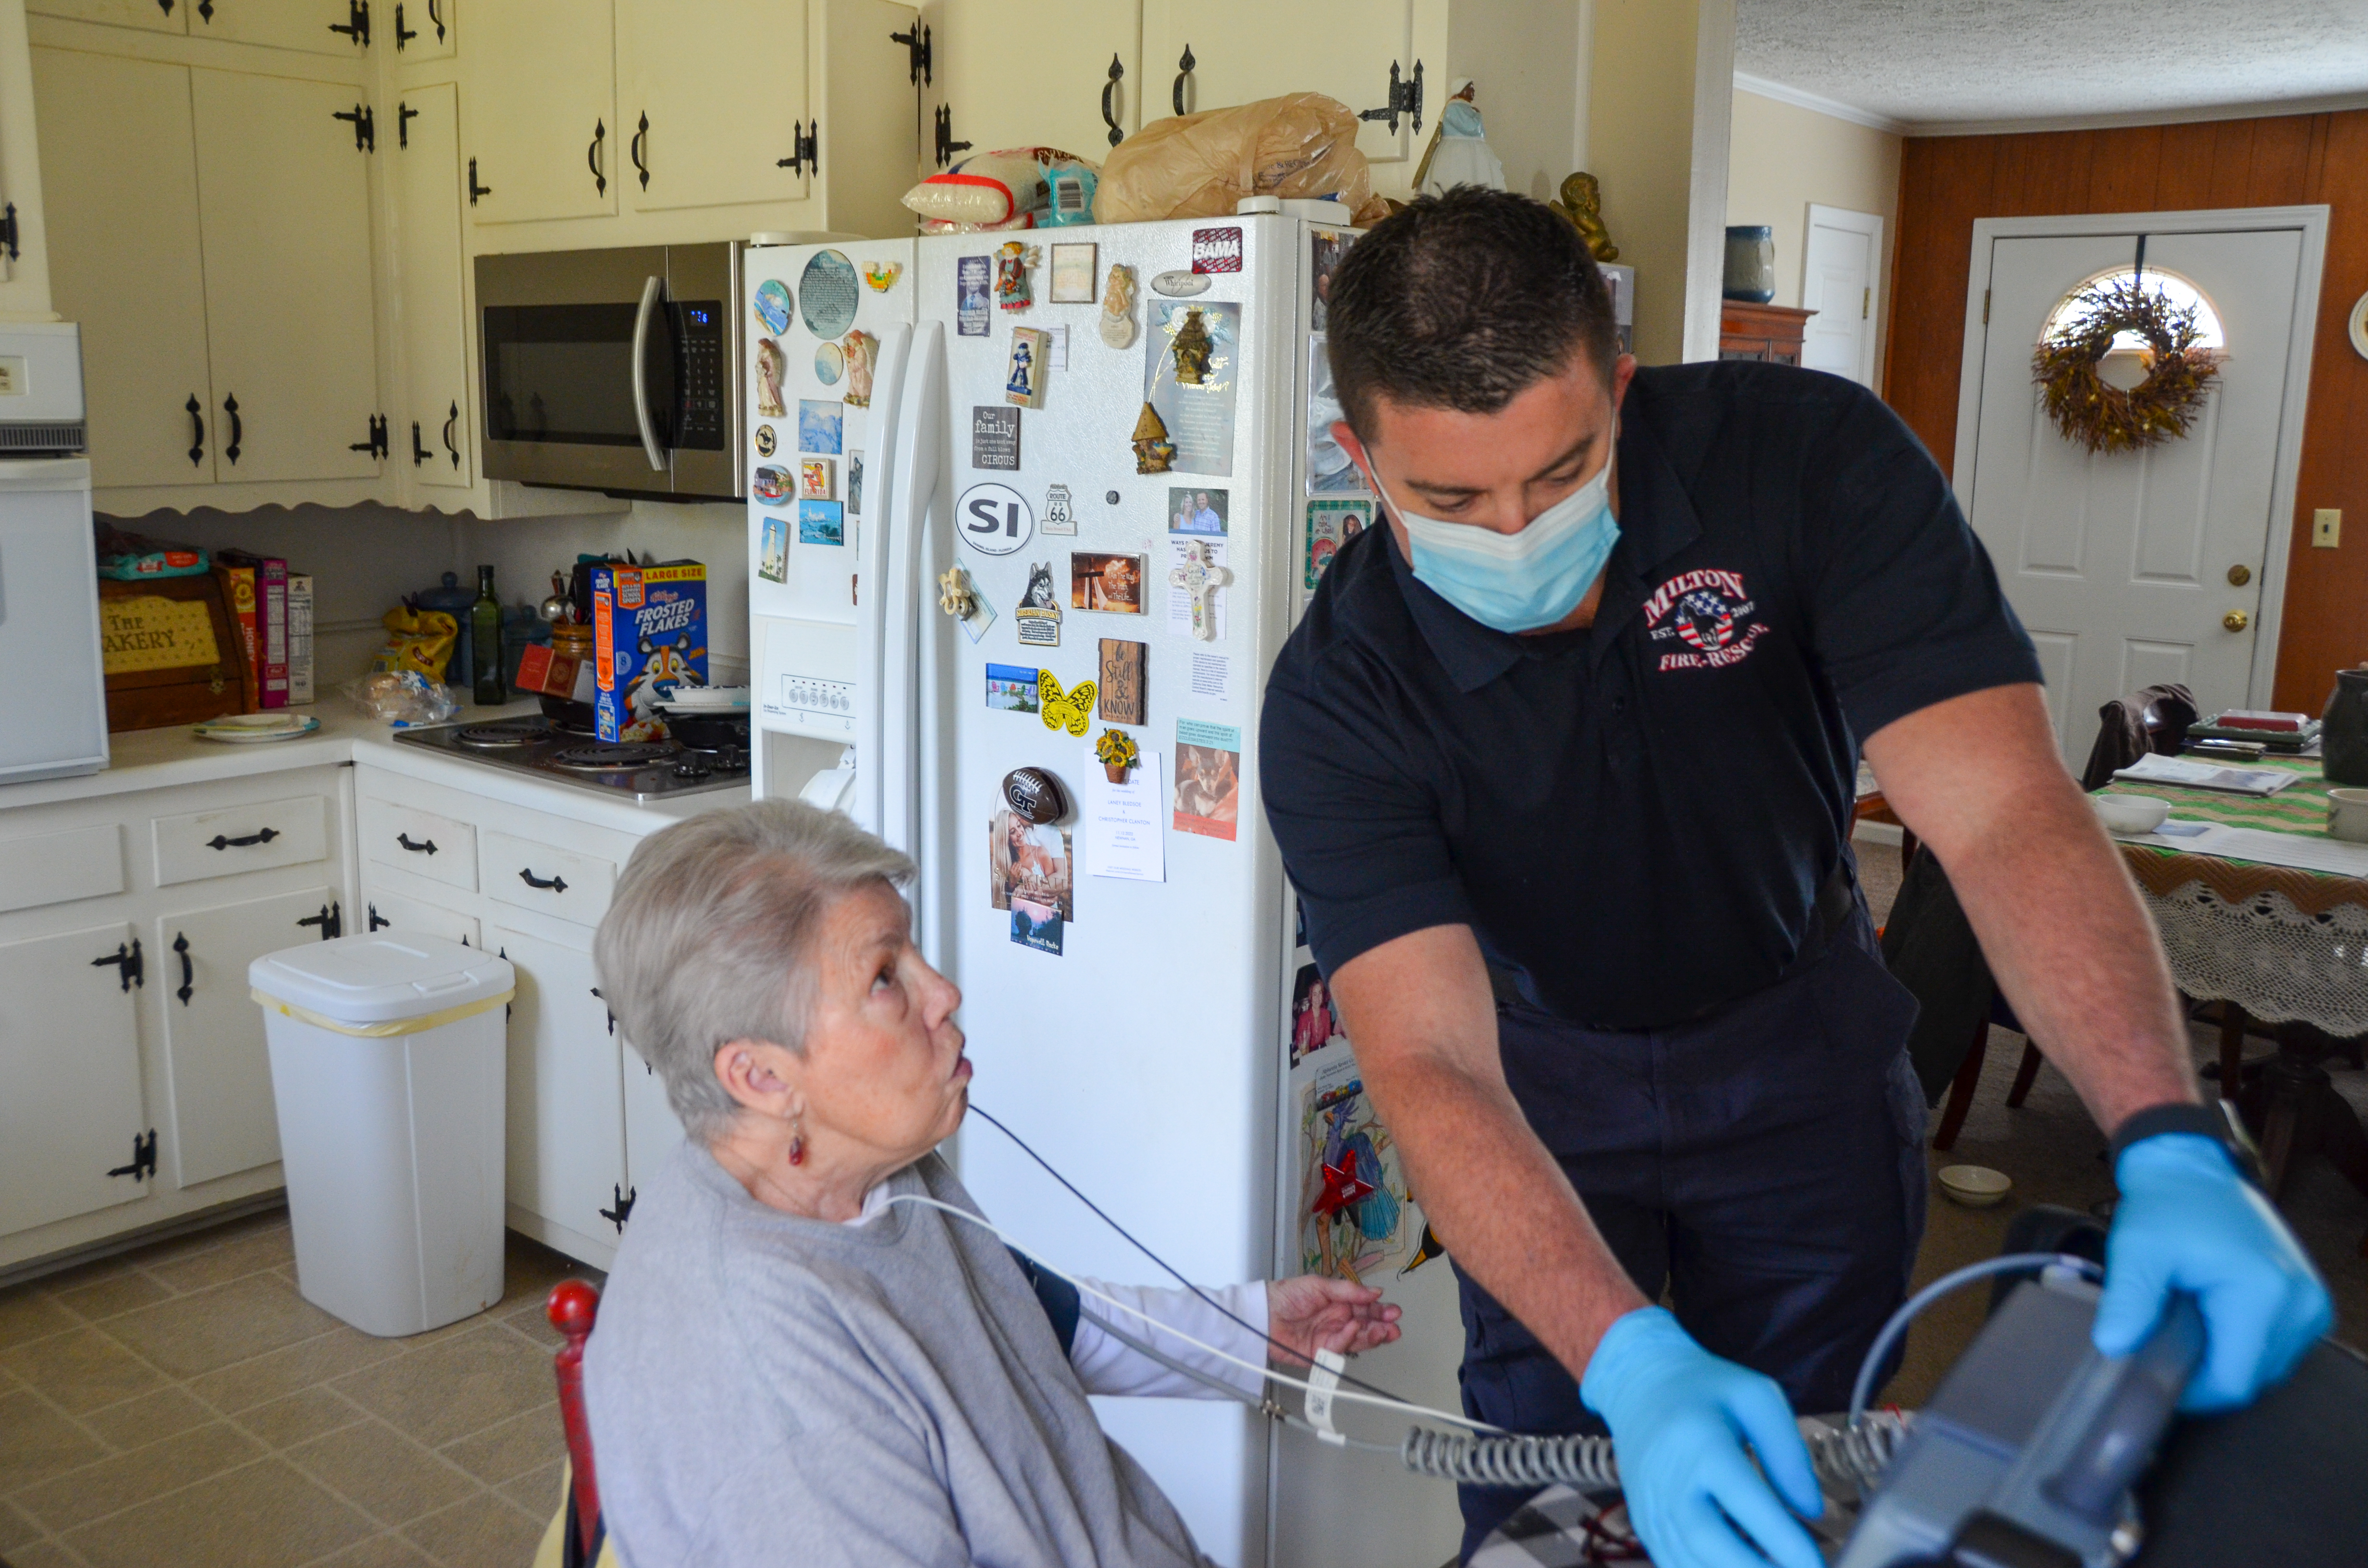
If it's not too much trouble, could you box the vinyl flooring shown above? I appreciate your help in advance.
[0,1214,599,1568]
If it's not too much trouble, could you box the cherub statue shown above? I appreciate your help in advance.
[1550,172,1619,262]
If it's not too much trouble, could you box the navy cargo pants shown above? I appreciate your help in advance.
[1452,911,1928,1558]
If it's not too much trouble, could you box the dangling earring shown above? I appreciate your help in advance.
[787,1116,806,1167]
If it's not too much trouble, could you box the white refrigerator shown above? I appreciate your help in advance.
[746,216,1464,1568]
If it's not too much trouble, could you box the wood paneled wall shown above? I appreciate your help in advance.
[1885,111,2368,712]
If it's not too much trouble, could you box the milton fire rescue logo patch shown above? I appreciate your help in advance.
[1642,568,1771,671]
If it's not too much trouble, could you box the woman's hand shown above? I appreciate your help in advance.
[1267,1275,1403,1367]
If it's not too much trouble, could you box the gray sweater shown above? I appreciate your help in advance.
[583,1142,1211,1568]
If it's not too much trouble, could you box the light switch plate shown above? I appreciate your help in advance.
[2314,508,2342,549]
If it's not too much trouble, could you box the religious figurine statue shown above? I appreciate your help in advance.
[995,241,1036,310]
[1131,403,1175,474]
[841,329,877,409]
[1100,264,1138,348]
[1551,172,1619,262]
[1169,307,1215,385]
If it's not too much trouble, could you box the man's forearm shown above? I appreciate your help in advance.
[1359,1048,1647,1380]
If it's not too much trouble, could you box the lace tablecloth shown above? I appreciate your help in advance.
[2100,757,2368,1034]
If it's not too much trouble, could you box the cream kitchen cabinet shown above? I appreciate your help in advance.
[491,919,629,1262]
[919,0,1144,175]
[390,0,453,60]
[0,760,356,1273]
[459,0,617,226]
[32,44,382,498]
[32,0,375,53]
[392,80,472,490]
[619,0,811,213]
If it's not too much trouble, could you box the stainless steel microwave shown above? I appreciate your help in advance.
[475,243,742,501]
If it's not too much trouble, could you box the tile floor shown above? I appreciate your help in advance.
[0,1211,600,1568]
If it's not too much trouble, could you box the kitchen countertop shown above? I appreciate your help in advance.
[0,701,752,833]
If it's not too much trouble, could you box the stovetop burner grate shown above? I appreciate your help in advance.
[547,743,678,770]
[454,719,555,747]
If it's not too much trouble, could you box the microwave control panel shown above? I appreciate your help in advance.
[677,300,725,451]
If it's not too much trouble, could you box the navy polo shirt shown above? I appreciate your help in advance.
[1261,362,2040,1029]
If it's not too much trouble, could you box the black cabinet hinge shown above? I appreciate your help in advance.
[468,158,491,205]
[410,421,431,465]
[393,1,417,49]
[368,903,390,931]
[1357,59,1424,135]
[933,105,971,169]
[398,100,419,147]
[90,938,144,992]
[334,103,376,153]
[599,1184,637,1232]
[107,1130,158,1182]
[777,119,818,175]
[296,901,342,940]
[350,414,389,459]
[328,0,370,47]
[0,203,18,263]
[889,22,929,84]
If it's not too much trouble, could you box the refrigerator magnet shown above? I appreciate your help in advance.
[799,249,860,338]
[1131,404,1175,474]
[1173,719,1242,841]
[1190,226,1244,274]
[1168,487,1227,536]
[753,424,776,457]
[757,514,789,584]
[1002,765,1069,824]
[958,481,1033,556]
[1169,308,1216,385]
[1151,269,1210,297]
[943,567,998,643]
[1168,539,1232,642]
[814,341,844,386]
[1038,671,1098,737]
[1015,562,1061,647]
[957,256,992,337]
[1005,327,1048,409]
[1100,265,1138,347]
[1049,242,1098,303]
[985,661,1039,714]
[798,457,835,500]
[1042,483,1077,536]
[1071,552,1145,615]
[970,406,1022,471]
[797,499,844,547]
[1098,638,1147,726]
[1093,727,1139,784]
[995,240,1037,310]
[990,808,1072,956]
[842,330,877,408]
[752,465,791,502]
[848,452,864,516]
[798,399,844,454]
[753,279,793,336]
[1305,497,1372,588]
[862,258,903,292]
[754,338,788,417]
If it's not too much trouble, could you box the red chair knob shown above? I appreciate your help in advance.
[547,1278,601,1339]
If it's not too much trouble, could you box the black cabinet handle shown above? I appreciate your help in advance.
[186,394,205,467]
[107,1130,157,1182]
[0,202,18,263]
[518,868,569,893]
[394,1,416,48]
[196,0,212,20]
[396,832,437,855]
[368,903,390,931]
[587,119,606,196]
[398,100,419,147]
[599,1183,637,1231]
[630,112,650,191]
[1101,56,1123,148]
[426,0,443,42]
[327,0,370,47]
[1172,44,1195,117]
[206,827,281,851]
[156,0,172,17]
[889,23,930,84]
[442,400,461,468]
[173,933,192,1005]
[222,393,241,465]
[297,902,341,940]
[468,158,490,205]
[333,104,375,152]
[410,421,430,465]
[592,987,615,1034]
[90,939,143,992]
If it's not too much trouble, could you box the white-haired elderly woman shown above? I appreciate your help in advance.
[584,800,1400,1568]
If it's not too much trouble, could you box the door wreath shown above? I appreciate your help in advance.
[2031,275,2220,454]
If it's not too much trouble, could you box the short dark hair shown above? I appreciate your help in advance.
[1326,188,1617,441]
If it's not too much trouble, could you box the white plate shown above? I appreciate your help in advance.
[194,714,320,743]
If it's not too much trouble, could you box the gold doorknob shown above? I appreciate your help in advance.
[2228,564,2252,586]
[2224,609,2250,632]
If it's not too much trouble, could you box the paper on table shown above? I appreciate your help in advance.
[2109,821,2368,878]
[2112,754,2298,795]
[1082,747,1164,882]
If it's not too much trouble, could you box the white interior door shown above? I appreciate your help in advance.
[1959,224,2308,763]
[0,924,148,1238]
[1801,203,1879,388]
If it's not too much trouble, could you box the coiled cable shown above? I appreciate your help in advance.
[1398,1409,1915,1494]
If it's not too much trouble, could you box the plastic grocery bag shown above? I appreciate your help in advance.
[1093,94,1392,226]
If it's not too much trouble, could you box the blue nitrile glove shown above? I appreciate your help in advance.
[2094,1132,2332,1411]
[1580,1306,1824,1568]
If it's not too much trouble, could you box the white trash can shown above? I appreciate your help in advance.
[251,934,515,1338]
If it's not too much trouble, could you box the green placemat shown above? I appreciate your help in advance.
[2098,753,2335,833]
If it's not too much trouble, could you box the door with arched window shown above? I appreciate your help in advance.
[1952,210,2328,763]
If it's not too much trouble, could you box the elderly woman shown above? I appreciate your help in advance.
[584,800,1399,1567]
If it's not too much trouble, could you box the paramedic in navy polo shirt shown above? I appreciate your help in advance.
[1261,189,2331,1568]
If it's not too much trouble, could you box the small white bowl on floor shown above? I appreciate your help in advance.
[1936,1164,2013,1208]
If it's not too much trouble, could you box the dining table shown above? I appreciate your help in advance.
[2097,754,2368,1211]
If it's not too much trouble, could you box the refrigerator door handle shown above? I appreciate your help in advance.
[855,319,916,836]
[629,274,666,472]
[881,320,947,858]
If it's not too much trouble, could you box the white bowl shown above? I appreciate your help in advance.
[2093,794,2171,834]
[1936,1164,2013,1208]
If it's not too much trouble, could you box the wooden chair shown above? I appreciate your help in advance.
[532,1280,623,1568]
[1932,989,2047,1151]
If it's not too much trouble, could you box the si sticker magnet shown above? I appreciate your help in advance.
[957,481,1033,556]
[1191,226,1244,274]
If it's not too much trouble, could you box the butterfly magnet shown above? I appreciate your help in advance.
[1039,672,1098,736]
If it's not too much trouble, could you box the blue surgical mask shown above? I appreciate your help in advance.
[1378,445,1621,633]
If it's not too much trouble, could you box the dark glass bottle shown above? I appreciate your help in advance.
[470,565,505,706]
